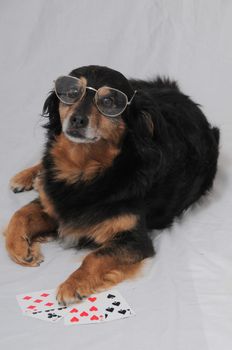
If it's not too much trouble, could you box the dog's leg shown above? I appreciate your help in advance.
[56,231,154,305]
[10,163,42,193]
[5,199,57,267]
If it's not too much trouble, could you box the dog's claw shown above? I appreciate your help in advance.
[12,187,22,193]
[10,183,33,193]
[24,255,34,263]
[76,292,83,300]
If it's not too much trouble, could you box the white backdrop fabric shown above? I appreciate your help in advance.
[0,1,232,349]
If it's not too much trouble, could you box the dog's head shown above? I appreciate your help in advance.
[43,65,140,146]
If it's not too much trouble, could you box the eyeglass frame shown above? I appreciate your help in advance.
[53,75,137,117]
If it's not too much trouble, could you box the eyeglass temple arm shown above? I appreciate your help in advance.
[86,86,98,92]
[127,90,137,105]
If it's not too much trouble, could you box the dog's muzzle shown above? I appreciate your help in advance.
[66,114,88,139]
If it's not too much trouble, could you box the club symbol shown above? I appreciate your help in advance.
[106,307,114,312]
[107,294,116,299]
[112,301,120,306]
[47,313,59,319]
[118,309,126,315]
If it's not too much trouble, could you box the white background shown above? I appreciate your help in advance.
[0,1,232,349]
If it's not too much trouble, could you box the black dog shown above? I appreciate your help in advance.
[6,65,219,305]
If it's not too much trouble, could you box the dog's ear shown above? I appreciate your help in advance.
[124,90,169,183]
[126,90,167,146]
[141,111,154,136]
[42,91,62,137]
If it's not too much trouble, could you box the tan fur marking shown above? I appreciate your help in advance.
[60,214,138,244]
[34,176,57,219]
[51,134,120,183]
[91,214,137,244]
[90,105,126,145]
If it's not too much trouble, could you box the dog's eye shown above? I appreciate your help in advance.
[102,97,114,107]
[67,88,79,99]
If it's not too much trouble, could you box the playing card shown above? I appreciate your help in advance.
[64,294,105,325]
[16,289,61,314]
[100,291,135,322]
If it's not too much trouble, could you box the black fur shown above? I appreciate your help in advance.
[42,65,219,260]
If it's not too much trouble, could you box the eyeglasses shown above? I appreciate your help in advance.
[54,75,136,117]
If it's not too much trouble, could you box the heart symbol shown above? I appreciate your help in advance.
[70,316,79,323]
[70,308,78,313]
[90,306,98,311]
[45,302,54,307]
[40,293,49,297]
[88,297,96,302]
[80,311,89,317]
[27,305,36,310]
[90,315,99,321]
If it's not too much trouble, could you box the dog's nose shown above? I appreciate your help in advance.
[69,114,88,129]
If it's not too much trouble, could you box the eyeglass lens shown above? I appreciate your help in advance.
[55,76,85,104]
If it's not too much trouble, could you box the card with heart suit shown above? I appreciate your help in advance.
[63,290,135,325]
[16,289,135,325]
[16,289,62,314]
[16,289,69,323]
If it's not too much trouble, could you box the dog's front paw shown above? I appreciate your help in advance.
[10,170,36,193]
[6,236,44,267]
[56,273,93,305]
